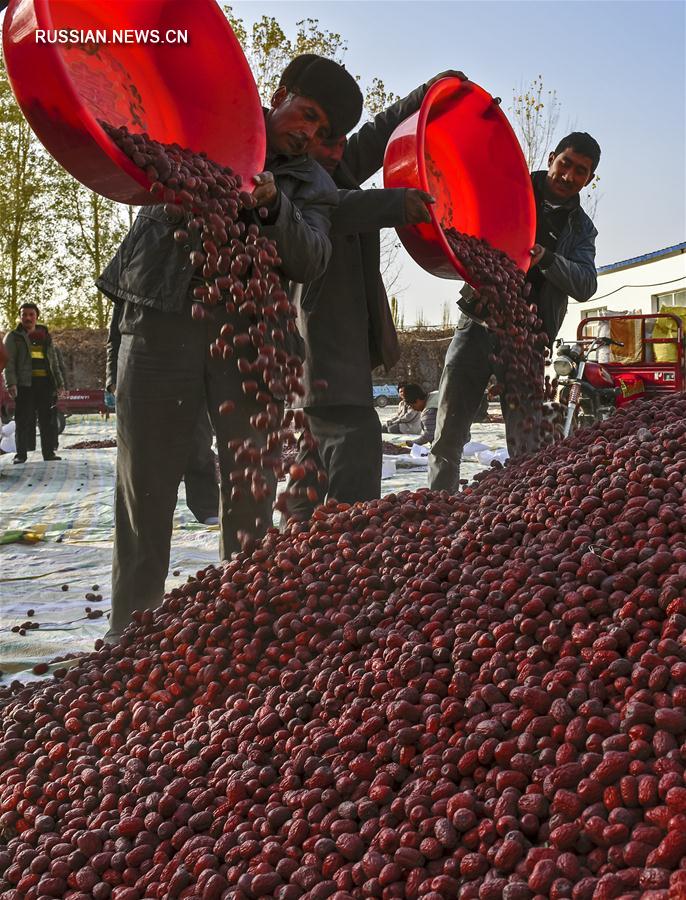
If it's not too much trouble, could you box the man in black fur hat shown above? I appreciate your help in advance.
[96,55,363,643]
[283,70,466,519]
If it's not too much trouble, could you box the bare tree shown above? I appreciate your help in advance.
[510,75,561,171]
[441,301,455,329]
[379,231,405,297]
[511,76,602,221]
[581,178,602,221]
[413,308,428,329]
[364,77,399,119]
[390,295,405,331]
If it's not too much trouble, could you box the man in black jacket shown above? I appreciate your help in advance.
[429,132,601,492]
[96,55,363,641]
[285,70,465,519]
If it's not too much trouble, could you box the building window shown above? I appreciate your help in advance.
[653,289,686,311]
[580,306,608,337]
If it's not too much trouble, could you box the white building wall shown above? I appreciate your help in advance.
[557,246,686,344]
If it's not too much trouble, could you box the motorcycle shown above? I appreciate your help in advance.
[553,335,629,437]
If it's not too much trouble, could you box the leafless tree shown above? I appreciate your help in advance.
[390,295,405,330]
[510,75,561,172]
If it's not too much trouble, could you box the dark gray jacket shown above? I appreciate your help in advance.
[96,154,338,314]
[530,170,598,343]
[460,171,597,345]
[299,84,430,408]
[3,325,65,390]
[105,302,122,391]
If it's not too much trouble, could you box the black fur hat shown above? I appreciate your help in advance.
[279,54,363,137]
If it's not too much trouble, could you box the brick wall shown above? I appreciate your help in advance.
[375,327,453,392]
[48,326,455,394]
[50,329,108,390]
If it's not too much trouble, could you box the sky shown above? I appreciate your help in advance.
[232,0,686,325]
[1,1,683,326]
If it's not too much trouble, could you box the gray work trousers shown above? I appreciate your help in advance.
[184,408,219,524]
[286,405,382,521]
[108,302,279,639]
[428,319,541,492]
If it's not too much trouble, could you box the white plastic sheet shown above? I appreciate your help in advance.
[381,458,396,479]
[1,420,16,454]
[0,416,217,680]
[462,440,489,458]
[475,449,495,465]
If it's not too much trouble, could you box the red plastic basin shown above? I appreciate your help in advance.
[2,0,266,204]
[383,77,536,283]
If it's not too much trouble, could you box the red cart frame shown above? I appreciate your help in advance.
[577,313,685,396]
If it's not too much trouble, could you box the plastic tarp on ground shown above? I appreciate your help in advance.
[1,411,507,682]
[379,417,508,481]
[0,416,219,681]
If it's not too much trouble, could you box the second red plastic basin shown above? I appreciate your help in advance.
[2,0,266,204]
[383,77,536,283]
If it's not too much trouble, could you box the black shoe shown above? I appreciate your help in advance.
[43,455,62,461]
[13,455,27,464]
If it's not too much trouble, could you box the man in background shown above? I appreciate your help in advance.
[386,383,437,445]
[383,381,425,434]
[3,303,65,464]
